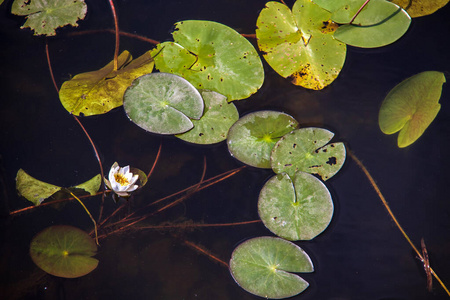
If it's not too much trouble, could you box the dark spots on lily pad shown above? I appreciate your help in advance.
[326,157,337,165]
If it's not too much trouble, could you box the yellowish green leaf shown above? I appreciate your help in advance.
[391,0,449,18]
[16,169,62,206]
[379,71,445,148]
[59,50,154,116]
[72,174,101,196]
[256,0,346,90]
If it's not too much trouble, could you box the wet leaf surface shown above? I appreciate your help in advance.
[151,20,264,101]
[270,127,346,180]
[256,0,346,90]
[227,111,299,168]
[258,171,333,240]
[123,72,204,135]
[229,236,313,299]
[11,0,87,36]
[30,225,98,278]
[176,90,239,144]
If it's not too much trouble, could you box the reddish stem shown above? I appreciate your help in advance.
[183,239,229,268]
[45,39,59,92]
[108,0,120,70]
[349,0,371,25]
[147,141,162,178]
[68,29,160,45]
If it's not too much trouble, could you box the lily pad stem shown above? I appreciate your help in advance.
[108,0,120,71]
[349,0,371,25]
[67,190,99,246]
[349,151,450,296]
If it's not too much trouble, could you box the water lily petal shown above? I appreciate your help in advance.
[126,184,138,193]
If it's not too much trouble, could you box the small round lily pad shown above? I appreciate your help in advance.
[227,111,299,168]
[123,72,204,135]
[30,225,98,278]
[270,127,346,180]
[258,171,333,241]
[229,236,313,299]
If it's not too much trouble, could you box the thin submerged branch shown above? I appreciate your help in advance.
[183,239,229,268]
[349,151,450,296]
[44,40,107,223]
[66,190,99,245]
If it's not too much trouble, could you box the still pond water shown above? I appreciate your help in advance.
[1,0,450,299]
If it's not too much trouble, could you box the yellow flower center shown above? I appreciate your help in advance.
[114,173,130,186]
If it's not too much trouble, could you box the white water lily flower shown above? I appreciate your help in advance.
[105,162,139,197]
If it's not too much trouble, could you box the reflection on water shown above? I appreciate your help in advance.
[1,0,450,299]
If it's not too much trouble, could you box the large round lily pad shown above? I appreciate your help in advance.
[256,0,346,90]
[333,0,411,48]
[258,171,333,240]
[270,127,346,180]
[176,90,239,144]
[229,236,313,299]
[378,71,445,148]
[30,225,98,278]
[150,20,264,101]
[123,72,204,135]
[227,111,299,168]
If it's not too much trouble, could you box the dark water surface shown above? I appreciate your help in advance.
[1,0,450,299]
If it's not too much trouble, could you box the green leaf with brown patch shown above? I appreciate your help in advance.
[11,0,87,36]
[391,0,449,18]
[256,0,346,90]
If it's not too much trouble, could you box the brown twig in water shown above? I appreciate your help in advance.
[421,238,433,292]
[349,150,450,296]
[241,33,256,39]
[96,165,245,238]
[45,39,59,92]
[10,191,107,216]
[147,141,162,179]
[183,239,229,268]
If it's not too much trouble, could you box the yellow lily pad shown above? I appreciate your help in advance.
[391,0,449,18]
[59,50,154,116]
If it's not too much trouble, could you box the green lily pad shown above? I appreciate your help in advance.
[11,0,87,36]
[270,127,346,180]
[256,0,346,90]
[331,0,403,24]
[30,225,98,278]
[16,169,61,206]
[150,20,264,101]
[123,72,204,135]
[258,172,333,240]
[379,71,445,148]
[72,174,101,196]
[229,236,313,299]
[227,111,299,168]
[59,50,154,116]
[392,0,449,18]
[176,90,239,144]
[333,0,411,48]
